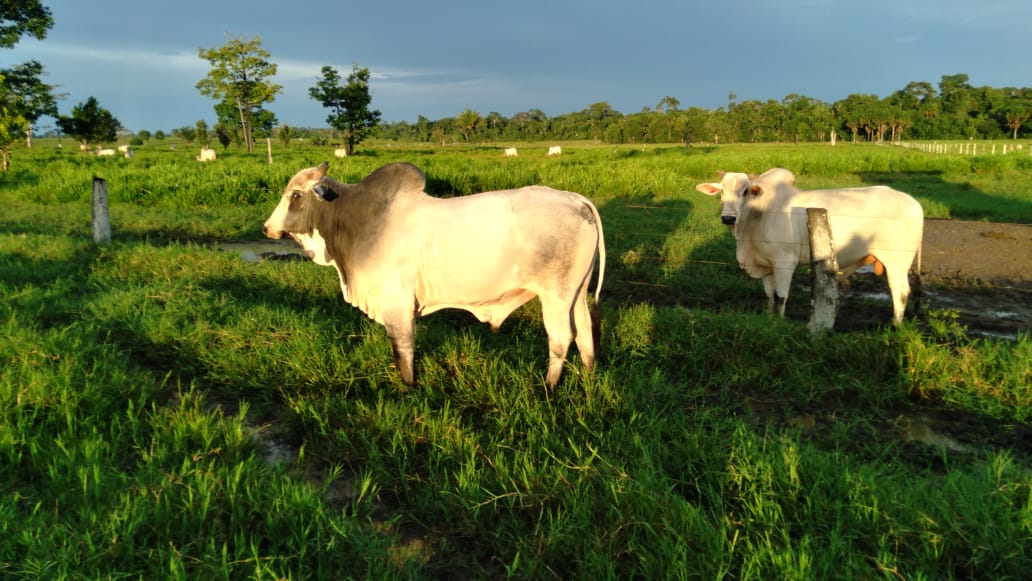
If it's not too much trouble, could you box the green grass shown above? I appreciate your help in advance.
[1,140,1030,578]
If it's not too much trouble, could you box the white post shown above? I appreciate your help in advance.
[266,137,273,165]
[806,208,839,334]
[92,177,111,245]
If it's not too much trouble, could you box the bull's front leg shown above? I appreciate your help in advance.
[383,314,416,385]
[771,263,795,317]
[761,273,777,314]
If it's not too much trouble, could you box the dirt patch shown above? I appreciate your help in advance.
[920,219,1031,291]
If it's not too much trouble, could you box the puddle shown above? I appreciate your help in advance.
[217,240,307,263]
[897,414,977,454]
[837,273,1031,341]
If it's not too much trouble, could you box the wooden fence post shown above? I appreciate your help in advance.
[267,137,273,165]
[92,177,111,245]
[806,208,838,334]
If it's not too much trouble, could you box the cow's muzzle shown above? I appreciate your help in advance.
[721,215,737,226]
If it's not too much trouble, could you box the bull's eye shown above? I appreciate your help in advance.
[290,189,302,201]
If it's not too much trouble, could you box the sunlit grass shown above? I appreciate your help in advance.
[1,140,1030,578]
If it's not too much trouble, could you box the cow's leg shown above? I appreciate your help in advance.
[383,314,416,385]
[571,282,596,373]
[540,295,576,386]
[884,264,911,325]
[761,273,777,314]
[772,264,795,317]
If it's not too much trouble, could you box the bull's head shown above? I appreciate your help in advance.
[262,162,332,239]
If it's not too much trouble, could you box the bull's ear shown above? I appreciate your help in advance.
[313,184,339,202]
[696,183,722,196]
[748,185,763,196]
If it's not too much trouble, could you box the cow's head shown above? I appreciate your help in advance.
[263,162,333,240]
[695,171,754,226]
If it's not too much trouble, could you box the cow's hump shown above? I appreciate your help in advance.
[358,162,426,199]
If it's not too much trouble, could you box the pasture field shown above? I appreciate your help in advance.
[1,140,1030,578]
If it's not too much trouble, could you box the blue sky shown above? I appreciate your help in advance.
[6,0,1032,132]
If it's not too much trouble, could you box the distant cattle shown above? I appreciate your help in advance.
[696,168,923,324]
[262,162,606,386]
[117,144,130,153]
[504,147,518,157]
[95,148,116,157]
[547,146,562,156]
[334,147,348,158]
[197,148,217,161]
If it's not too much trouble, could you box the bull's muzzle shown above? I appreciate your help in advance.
[721,215,737,226]
[262,223,283,239]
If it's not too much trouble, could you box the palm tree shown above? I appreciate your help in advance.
[457,108,481,142]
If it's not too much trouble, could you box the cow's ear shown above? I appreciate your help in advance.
[696,183,722,196]
[313,184,339,202]
[747,185,763,196]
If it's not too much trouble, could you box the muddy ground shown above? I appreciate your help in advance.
[837,219,1031,338]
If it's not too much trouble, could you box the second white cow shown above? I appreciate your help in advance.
[696,168,923,324]
[197,148,217,161]
[547,146,562,156]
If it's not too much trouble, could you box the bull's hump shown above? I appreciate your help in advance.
[358,162,426,198]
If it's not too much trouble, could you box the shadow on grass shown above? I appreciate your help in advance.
[857,170,1032,223]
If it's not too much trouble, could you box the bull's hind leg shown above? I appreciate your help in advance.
[540,294,576,386]
[571,281,596,373]
[383,314,417,385]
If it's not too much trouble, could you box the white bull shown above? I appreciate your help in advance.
[263,162,606,385]
[504,147,518,157]
[547,146,562,156]
[696,168,924,324]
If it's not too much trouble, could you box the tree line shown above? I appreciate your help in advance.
[379,75,1032,146]
[5,2,1032,173]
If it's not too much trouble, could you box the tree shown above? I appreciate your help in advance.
[2,60,58,147]
[195,118,209,147]
[0,78,26,170]
[309,64,381,155]
[1,0,53,48]
[456,108,481,141]
[213,97,276,143]
[996,89,1032,139]
[214,123,234,149]
[0,2,56,167]
[196,36,281,153]
[656,96,680,113]
[55,97,121,149]
[278,124,293,148]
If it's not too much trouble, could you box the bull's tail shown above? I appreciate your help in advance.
[586,198,606,352]
[587,199,606,305]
